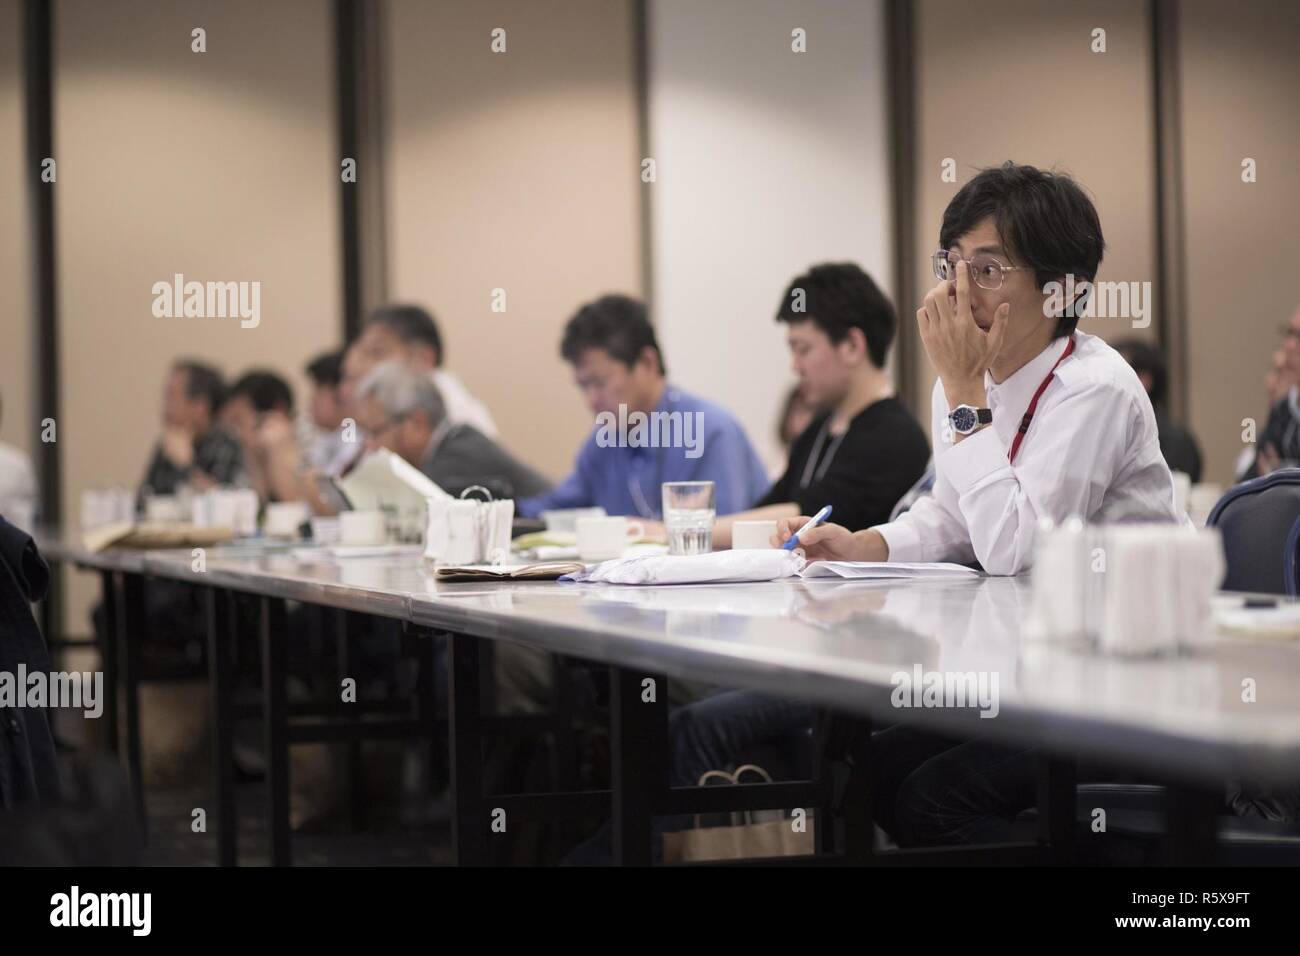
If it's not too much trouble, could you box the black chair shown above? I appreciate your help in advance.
[1206,466,1300,594]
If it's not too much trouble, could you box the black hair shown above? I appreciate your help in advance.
[174,360,226,414]
[305,350,344,388]
[940,162,1105,337]
[367,304,444,367]
[776,262,896,368]
[1112,338,1166,406]
[228,369,294,414]
[560,294,666,377]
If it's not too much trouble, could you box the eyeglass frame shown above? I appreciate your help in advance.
[931,249,1034,291]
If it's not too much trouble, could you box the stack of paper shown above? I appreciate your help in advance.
[799,561,978,580]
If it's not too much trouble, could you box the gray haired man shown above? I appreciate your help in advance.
[354,361,551,500]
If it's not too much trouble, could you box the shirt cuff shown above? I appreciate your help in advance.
[938,425,1011,497]
[874,518,923,564]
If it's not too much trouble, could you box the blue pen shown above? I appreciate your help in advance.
[782,505,833,551]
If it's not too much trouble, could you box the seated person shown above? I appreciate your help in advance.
[517,294,770,519]
[301,350,356,477]
[107,361,240,675]
[348,303,499,438]
[1113,338,1202,482]
[1240,305,1300,479]
[220,369,304,504]
[140,360,241,499]
[774,162,1186,847]
[712,262,930,547]
[352,360,550,500]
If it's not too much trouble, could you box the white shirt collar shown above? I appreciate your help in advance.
[984,335,1071,417]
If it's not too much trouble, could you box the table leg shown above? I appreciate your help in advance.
[260,595,291,866]
[1165,782,1220,866]
[1036,755,1076,864]
[117,572,146,826]
[610,667,667,866]
[448,632,485,865]
[206,587,237,866]
[98,570,119,756]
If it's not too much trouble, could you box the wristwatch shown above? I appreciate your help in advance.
[948,404,992,435]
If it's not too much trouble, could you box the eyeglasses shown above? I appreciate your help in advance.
[932,250,1032,291]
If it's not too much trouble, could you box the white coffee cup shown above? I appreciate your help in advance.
[265,501,310,538]
[310,516,341,545]
[339,509,386,547]
[731,519,779,550]
[576,516,644,561]
[144,495,183,523]
[205,490,239,531]
[540,506,606,534]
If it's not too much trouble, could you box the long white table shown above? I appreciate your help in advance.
[38,532,1300,866]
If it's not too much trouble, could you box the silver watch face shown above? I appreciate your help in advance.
[950,405,977,434]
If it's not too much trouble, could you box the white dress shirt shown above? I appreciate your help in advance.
[431,369,498,438]
[876,331,1184,575]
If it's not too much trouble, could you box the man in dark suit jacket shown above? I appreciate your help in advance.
[352,360,551,501]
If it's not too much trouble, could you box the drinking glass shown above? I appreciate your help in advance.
[661,481,715,555]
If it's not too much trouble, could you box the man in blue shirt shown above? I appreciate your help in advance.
[518,294,769,519]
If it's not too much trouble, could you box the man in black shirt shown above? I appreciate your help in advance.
[713,262,930,544]
[140,361,242,499]
[1113,338,1202,482]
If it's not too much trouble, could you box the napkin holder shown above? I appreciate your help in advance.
[424,485,514,566]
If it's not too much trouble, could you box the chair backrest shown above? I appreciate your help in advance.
[1207,468,1300,594]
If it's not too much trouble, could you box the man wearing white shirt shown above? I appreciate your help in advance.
[777,162,1182,574]
[346,303,499,439]
[773,163,1187,850]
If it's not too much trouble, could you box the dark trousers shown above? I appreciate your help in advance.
[871,725,1039,846]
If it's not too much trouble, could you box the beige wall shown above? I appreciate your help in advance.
[384,0,643,479]
[911,0,1157,413]
[0,0,33,460]
[55,0,340,632]
[646,0,892,474]
[1180,0,1300,486]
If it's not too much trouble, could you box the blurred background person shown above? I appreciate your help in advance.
[140,360,241,500]
[1240,305,1300,479]
[517,294,769,519]
[1113,338,1203,483]
[712,262,930,547]
[353,360,550,500]
[345,303,498,438]
[219,369,304,504]
[300,349,356,477]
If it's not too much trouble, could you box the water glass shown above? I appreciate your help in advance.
[662,480,715,555]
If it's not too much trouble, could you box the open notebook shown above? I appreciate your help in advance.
[433,562,586,582]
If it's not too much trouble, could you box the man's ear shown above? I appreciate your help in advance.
[838,327,868,363]
[637,345,662,377]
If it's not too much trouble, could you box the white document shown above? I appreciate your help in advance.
[564,553,979,586]
[798,561,979,580]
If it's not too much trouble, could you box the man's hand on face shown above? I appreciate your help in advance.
[255,412,296,452]
[161,425,195,469]
[917,259,1010,408]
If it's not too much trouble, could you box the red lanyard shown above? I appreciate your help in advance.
[1007,335,1075,464]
